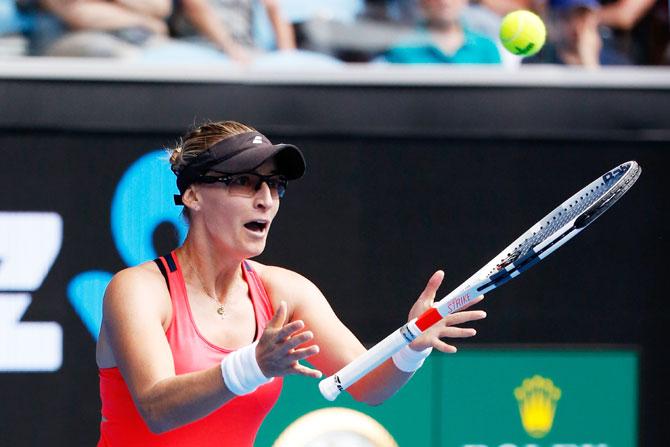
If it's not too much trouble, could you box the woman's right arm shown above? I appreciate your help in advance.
[102,267,317,433]
[102,267,235,433]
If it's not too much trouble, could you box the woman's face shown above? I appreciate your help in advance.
[190,159,281,260]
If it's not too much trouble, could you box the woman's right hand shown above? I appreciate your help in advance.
[255,301,322,379]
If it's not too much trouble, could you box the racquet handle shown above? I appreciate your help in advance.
[318,282,480,401]
[318,318,422,401]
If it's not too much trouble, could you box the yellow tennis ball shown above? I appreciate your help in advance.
[499,10,546,57]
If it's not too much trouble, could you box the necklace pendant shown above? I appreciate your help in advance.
[216,306,225,317]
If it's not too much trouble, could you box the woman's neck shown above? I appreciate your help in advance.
[176,236,245,302]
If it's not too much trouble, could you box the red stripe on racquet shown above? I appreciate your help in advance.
[415,307,442,331]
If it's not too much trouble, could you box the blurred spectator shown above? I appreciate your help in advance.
[598,0,668,64]
[382,0,501,64]
[296,0,410,61]
[599,0,655,29]
[37,0,172,57]
[375,0,539,26]
[525,0,630,67]
[476,0,538,16]
[373,0,419,25]
[171,0,296,64]
[1,0,33,56]
[459,1,536,68]
[360,1,530,66]
[376,0,668,65]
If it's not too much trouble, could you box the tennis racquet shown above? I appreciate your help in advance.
[319,161,642,401]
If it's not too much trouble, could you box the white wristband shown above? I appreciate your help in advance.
[220,341,273,395]
[392,345,433,373]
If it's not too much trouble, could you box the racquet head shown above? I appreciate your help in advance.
[473,161,642,288]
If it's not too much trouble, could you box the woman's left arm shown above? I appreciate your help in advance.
[262,0,296,50]
[259,266,486,405]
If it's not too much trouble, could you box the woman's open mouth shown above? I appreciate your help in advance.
[244,220,268,233]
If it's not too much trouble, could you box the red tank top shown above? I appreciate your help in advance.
[98,252,283,446]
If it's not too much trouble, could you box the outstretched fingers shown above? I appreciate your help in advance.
[287,345,320,365]
[267,300,288,329]
[437,326,477,339]
[419,270,445,305]
[443,309,487,326]
[284,330,314,350]
[275,319,306,341]
[432,339,458,354]
[257,301,322,379]
[409,270,446,321]
[290,362,323,378]
[279,340,321,378]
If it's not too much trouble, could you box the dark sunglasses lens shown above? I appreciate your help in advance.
[227,175,253,196]
[266,177,287,198]
[226,174,287,198]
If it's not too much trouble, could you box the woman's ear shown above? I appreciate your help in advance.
[182,186,201,212]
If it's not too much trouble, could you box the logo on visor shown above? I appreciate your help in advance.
[253,136,263,144]
[514,375,561,438]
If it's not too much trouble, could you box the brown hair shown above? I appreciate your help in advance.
[169,120,257,176]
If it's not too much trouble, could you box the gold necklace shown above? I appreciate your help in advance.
[192,265,225,318]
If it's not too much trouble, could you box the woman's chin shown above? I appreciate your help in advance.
[241,240,267,259]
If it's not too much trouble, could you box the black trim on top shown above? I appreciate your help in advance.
[165,253,177,272]
[153,257,170,293]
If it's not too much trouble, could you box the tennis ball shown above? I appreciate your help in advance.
[499,10,546,57]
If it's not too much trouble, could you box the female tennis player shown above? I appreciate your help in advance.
[95,120,486,446]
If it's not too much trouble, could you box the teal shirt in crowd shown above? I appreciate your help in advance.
[384,28,501,64]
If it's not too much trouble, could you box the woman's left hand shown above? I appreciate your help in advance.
[407,270,487,353]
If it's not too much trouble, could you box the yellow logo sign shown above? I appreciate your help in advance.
[514,375,562,438]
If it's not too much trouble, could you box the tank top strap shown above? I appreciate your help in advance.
[153,251,189,311]
[153,252,179,290]
[154,251,201,358]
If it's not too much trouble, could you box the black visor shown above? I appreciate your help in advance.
[174,131,305,205]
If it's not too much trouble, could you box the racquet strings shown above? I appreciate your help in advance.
[489,162,640,275]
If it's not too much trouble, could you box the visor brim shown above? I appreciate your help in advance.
[208,143,305,180]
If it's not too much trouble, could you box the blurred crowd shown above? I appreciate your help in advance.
[1,0,669,67]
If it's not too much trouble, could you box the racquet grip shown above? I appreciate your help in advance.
[319,319,422,401]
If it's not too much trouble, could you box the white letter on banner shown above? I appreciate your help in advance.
[0,212,63,371]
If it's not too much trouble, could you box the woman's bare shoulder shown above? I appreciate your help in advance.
[104,261,171,314]
[97,262,173,367]
[108,261,166,292]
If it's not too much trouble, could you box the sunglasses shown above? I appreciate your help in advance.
[198,173,288,199]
